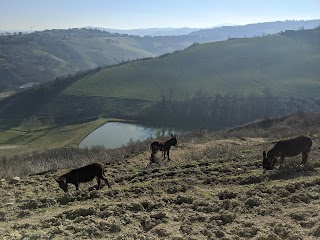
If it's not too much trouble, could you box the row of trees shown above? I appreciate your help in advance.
[136,89,320,130]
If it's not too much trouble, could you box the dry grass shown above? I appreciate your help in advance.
[0,112,319,239]
[1,112,319,179]
[220,112,320,139]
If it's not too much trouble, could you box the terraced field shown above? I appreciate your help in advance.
[1,134,320,239]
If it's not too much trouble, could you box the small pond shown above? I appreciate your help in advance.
[79,122,182,149]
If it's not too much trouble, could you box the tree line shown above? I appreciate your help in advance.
[135,89,320,130]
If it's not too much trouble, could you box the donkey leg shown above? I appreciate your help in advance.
[101,172,111,188]
[151,148,155,155]
[151,144,157,155]
[301,151,309,165]
[96,177,101,189]
[271,158,278,170]
[96,170,111,189]
[167,150,170,161]
[103,178,111,188]
[279,155,285,169]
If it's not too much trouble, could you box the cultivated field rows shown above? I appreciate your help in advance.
[1,136,320,239]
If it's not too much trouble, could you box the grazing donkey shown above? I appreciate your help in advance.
[150,134,177,161]
[262,135,312,170]
[54,162,111,192]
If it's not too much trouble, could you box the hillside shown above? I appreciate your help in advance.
[65,29,320,100]
[93,27,201,36]
[1,20,319,92]
[0,30,154,91]
[0,28,196,91]
[1,113,320,239]
[1,28,320,130]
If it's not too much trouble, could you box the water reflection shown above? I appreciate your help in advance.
[79,122,180,149]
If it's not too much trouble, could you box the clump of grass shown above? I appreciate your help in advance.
[219,112,320,139]
[0,139,149,179]
[217,190,237,200]
[1,111,319,180]
[0,125,211,179]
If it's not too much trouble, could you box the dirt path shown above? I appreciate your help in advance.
[0,145,18,150]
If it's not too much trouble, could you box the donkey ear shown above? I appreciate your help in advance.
[263,151,266,158]
[171,133,174,137]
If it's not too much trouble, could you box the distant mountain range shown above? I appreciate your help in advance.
[86,27,201,37]
[189,19,320,41]
[0,27,202,37]
[86,20,320,38]
[2,19,319,38]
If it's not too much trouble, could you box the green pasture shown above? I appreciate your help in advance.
[64,35,320,100]
[0,118,108,157]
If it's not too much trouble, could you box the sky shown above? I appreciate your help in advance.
[0,0,319,31]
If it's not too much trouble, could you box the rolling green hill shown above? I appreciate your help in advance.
[0,28,196,91]
[0,32,156,91]
[0,29,319,130]
[2,21,319,92]
[64,31,320,100]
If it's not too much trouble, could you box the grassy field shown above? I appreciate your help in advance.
[64,34,320,100]
[0,113,320,239]
[0,118,108,157]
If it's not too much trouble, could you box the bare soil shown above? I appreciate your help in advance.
[1,136,320,239]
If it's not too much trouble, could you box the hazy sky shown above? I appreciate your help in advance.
[1,0,319,31]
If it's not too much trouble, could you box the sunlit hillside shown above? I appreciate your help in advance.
[0,30,157,90]
[1,29,319,130]
[64,30,320,101]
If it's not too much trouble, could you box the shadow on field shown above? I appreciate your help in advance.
[264,164,317,181]
[25,129,53,144]
[4,128,53,145]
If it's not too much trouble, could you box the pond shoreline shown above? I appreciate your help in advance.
[79,120,184,149]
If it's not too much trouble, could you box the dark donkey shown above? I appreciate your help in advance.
[150,134,177,161]
[262,135,312,170]
[54,162,111,192]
